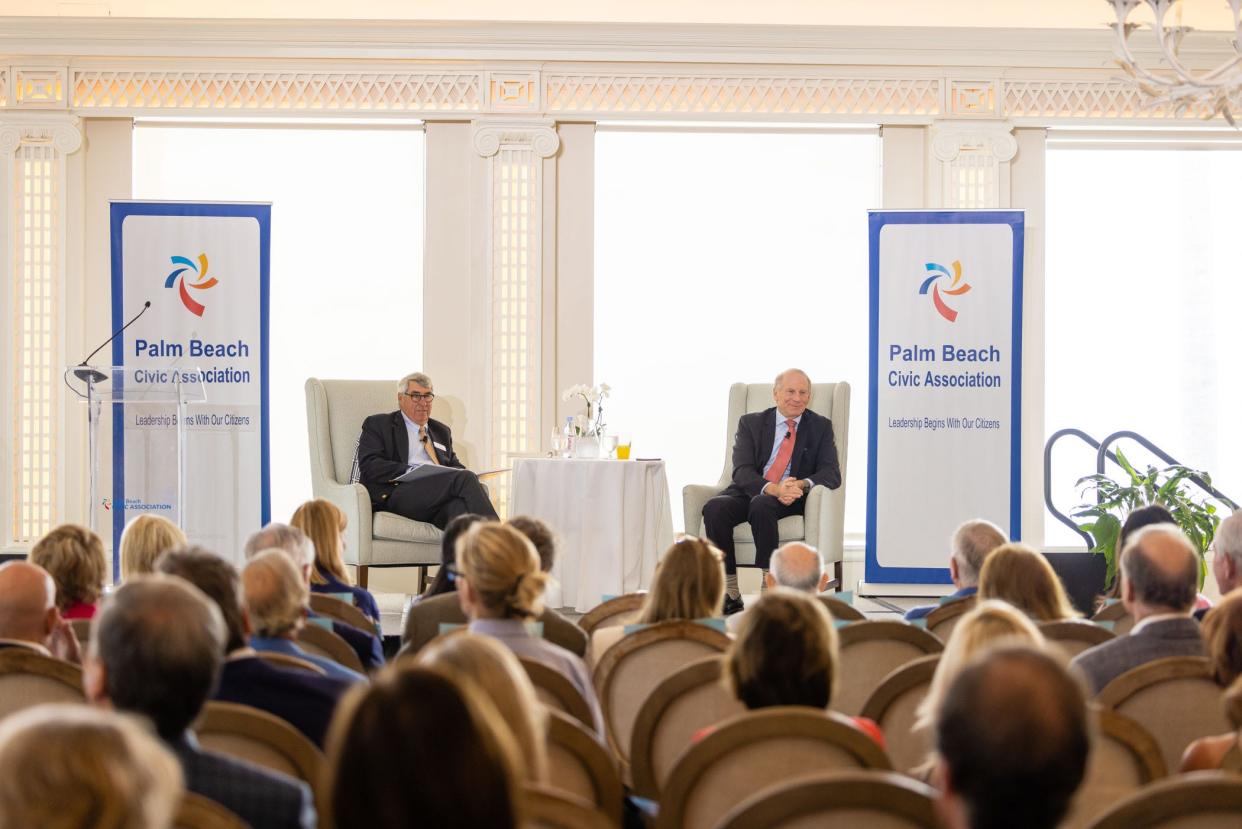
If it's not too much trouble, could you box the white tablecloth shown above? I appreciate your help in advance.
[510,457,674,613]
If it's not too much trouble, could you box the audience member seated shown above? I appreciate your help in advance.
[591,535,725,665]
[245,523,383,670]
[456,522,604,733]
[290,498,380,623]
[933,646,1091,829]
[1207,512,1242,619]
[912,600,1046,779]
[1071,524,1205,694]
[0,560,81,663]
[415,631,548,782]
[30,523,106,621]
[1101,504,1175,604]
[156,546,351,748]
[977,543,1081,622]
[419,513,487,599]
[905,519,1007,621]
[1202,588,1242,687]
[119,514,187,581]
[0,704,182,829]
[242,551,367,684]
[723,589,883,747]
[326,663,522,829]
[727,541,831,632]
[1180,674,1242,772]
[400,517,586,657]
[84,575,315,829]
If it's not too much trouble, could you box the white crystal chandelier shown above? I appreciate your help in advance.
[1110,0,1242,122]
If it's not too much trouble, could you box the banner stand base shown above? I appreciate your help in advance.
[857,581,958,599]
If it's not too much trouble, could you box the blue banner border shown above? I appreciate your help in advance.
[864,210,1024,585]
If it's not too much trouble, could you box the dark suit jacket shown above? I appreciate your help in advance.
[359,411,464,510]
[398,592,588,658]
[725,407,841,498]
[313,613,384,671]
[1070,616,1207,694]
[170,731,315,829]
[213,654,350,748]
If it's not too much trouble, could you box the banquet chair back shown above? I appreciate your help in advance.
[578,594,645,636]
[656,707,891,829]
[173,793,248,829]
[1096,657,1227,775]
[924,596,976,643]
[69,618,92,644]
[1091,601,1136,635]
[859,654,940,774]
[716,770,940,829]
[1040,621,1116,658]
[835,621,944,717]
[520,657,595,731]
[817,595,865,622]
[630,656,747,799]
[296,623,366,673]
[1084,771,1242,829]
[544,709,623,825]
[1060,707,1167,829]
[309,593,374,633]
[592,621,731,769]
[194,701,325,790]
[524,784,616,829]
[257,651,326,675]
[0,649,84,719]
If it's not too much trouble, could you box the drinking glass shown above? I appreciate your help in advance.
[616,434,632,460]
[549,428,567,457]
[601,434,619,458]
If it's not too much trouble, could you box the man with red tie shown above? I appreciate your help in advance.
[701,369,842,615]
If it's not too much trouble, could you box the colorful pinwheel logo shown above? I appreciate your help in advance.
[165,254,217,317]
[919,260,971,323]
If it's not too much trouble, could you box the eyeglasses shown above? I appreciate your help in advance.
[401,391,435,402]
[445,562,463,583]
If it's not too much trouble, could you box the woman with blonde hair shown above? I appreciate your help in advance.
[31,524,107,620]
[290,498,380,622]
[978,543,1080,622]
[590,536,725,665]
[0,704,182,829]
[457,522,604,733]
[118,514,187,581]
[416,632,549,782]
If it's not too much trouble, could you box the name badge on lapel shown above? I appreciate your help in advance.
[433,441,448,452]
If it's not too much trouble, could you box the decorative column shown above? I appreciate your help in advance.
[930,120,1018,209]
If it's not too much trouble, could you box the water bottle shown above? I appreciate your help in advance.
[563,416,576,457]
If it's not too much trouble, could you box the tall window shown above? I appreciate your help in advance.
[1045,141,1242,546]
[134,123,425,526]
[595,127,880,534]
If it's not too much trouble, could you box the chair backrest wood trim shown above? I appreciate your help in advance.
[545,709,623,825]
[173,793,248,829]
[838,620,945,653]
[817,595,865,622]
[257,650,327,675]
[520,657,595,731]
[0,648,83,691]
[857,653,939,774]
[1096,657,1216,708]
[578,594,645,636]
[835,621,944,716]
[1039,620,1115,654]
[716,769,940,829]
[924,596,976,641]
[1085,770,1242,829]
[859,653,940,722]
[592,620,732,764]
[524,784,616,829]
[309,593,374,632]
[296,623,366,673]
[1092,705,1167,781]
[1091,601,1136,635]
[656,707,892,829]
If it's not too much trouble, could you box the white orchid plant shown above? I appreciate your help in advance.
[561,382,611,437]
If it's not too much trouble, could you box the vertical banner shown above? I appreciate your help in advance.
[865,211,1023,588]
[110,202,270,569]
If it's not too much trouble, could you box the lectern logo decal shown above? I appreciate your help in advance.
[919,260,971,323]
[165,254,218,317]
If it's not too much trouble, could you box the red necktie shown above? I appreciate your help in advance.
[764,419,797,484]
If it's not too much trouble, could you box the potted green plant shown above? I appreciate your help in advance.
[1073,447,1224,593]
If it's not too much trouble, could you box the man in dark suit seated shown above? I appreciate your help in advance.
[934,646,1090,829]
[156,546,351,748]
[84,576,315,829]
[358,371,498,528]
[701,368,842,614]
[1071,524,1206,694]
[0,561,80,662]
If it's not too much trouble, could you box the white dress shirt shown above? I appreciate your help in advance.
[401,411,434,466]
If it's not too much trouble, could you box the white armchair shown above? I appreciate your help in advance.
[682,382,849,586]
[305,378,478,590]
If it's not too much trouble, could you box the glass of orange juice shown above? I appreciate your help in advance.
[616,434,632,460]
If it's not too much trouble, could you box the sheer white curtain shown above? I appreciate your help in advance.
[133,124,425,527]
[594,128,880,534]
[1045,144,1242,546]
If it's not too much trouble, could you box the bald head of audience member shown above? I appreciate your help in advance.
[241,551,309,640]
[767,543,831,593]
[949,520,1007,590]
[244,523,314,582]
[0,562,60,649]
[935,646,1090,829]
[1120,524,1199,621]
[85,576,226,740]
[1213,512,1242,596]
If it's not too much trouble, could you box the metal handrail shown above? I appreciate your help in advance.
[1044,428,1114,549]
[1094,430,1240,512]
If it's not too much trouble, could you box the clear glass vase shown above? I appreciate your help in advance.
[572,435,600,459]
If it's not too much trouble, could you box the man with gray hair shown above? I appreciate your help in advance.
[1211,511,1242,598]
[1071,524,1206,693]
[357,370,498,531]
[84,575,314,828]
[727,541,833,631]
[905,519,1007,621]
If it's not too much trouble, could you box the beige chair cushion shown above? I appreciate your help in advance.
[650,674,747,793]
[835,623,943,717]
[372,510,443,544]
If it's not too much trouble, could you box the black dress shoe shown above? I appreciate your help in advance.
[723,595,745,616]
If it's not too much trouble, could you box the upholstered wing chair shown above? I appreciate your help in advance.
[682,382,849,586]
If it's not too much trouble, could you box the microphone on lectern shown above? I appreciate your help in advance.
[73,301,151,384]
